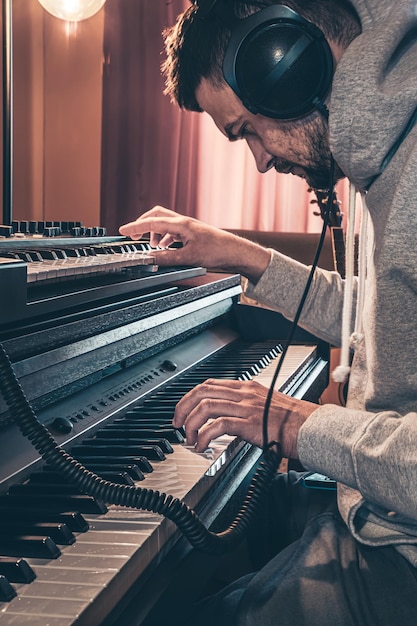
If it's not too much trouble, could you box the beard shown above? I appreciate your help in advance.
[274,113,344,190]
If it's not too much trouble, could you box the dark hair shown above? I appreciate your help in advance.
[162,0,361,111]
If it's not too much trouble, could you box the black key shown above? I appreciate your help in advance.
[0,225,13,237]
[96,471,135,485]
[0,522,75,545]
[38,249,59,260]
[0,575,16,602]
[116,415,178,426]
[124,407,175,417]
[131,439,174,453]
[77,455,153,473]
[141,395,184,404]
[15,251,34,262]
[104,436,174,454]
[97,426,184,449]
[112,418,177,428]
[26,250,44,262]
[0,494,107,514]
[72,443,166,461]
[103,419,174,428]
[108,418,174,426]
[9,483,83,496]
[0,557,36,583]
[47,248,67,259]
[96,426,133,437]
[29,471,74,484]
[0,507,89,532]
[80,463,145,481]
[61,247,81,258]
[111,420,186,438]
[0,536,61,559]
[125,402,176,411]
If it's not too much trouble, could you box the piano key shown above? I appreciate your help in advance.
[71,443,166,461]
[0,536,61,559]
[94,432,174,453]
[36,249,60,260]
[93,430,182,445]
[103,416,175,425]
[43,469,136,485]
[0,225,13,237]
[113,423,186,441]
[0,508,89,532]
[9,483,84,496]
[58,247,81,257]
[120,419,179,430]
[74,455,153,473]
[126,404,177,413]
[76,463,145,481]
[0,575,17,602]
[28,471,76,484]
[0,522,75,545]
[14,251,34,262]
[0,595,99,624]
[94,471,135,485]
[0,494,107,514]
[0,558,36,584]
[140,395,185,404]
[121,415,177,426]
[125,431,174,454]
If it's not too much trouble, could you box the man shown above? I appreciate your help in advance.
[120,1,417,623]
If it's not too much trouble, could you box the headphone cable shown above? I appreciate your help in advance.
[262,155,336,453]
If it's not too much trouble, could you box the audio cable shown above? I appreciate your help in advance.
[261,155,336,453]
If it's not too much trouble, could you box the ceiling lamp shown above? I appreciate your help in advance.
[37,0,107,22]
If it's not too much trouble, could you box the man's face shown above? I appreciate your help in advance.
[196,78,341,189]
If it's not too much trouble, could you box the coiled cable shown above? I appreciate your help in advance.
[0,341,281,555]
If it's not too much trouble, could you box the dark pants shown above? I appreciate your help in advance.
[188,471,417,626]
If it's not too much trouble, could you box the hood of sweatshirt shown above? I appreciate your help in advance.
[329,0,417,191]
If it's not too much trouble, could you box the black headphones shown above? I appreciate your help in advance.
[193,1,334,120]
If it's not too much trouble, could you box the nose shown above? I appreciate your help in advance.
[245,136,275,173]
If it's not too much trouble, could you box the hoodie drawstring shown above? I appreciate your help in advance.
[332,184,369,385]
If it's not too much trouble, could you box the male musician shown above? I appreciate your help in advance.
[120,0,417,624]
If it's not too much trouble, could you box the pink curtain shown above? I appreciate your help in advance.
[196,113,350,232]
[100,0,198,235]
[101,1,350,236]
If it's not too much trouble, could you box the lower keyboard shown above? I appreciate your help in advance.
[0,343,324,625]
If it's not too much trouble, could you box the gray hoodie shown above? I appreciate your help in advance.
[246,0,417,564]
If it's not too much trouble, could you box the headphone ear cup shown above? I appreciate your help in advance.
[222,5,334,120]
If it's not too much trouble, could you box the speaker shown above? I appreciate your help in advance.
[195,1,334,120]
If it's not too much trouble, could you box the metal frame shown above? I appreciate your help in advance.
[2,0,13,226]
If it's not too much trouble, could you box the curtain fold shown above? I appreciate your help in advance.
[100,0,197,235]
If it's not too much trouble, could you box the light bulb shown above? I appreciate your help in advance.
[37,0,107,22]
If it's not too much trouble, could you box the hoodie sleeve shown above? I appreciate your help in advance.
[245,249,356,347]
[298,403,417,554]
[246,249,417,550]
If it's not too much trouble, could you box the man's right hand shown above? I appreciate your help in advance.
[119,206,271,283]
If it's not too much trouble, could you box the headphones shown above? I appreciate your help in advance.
[193,1,334,120]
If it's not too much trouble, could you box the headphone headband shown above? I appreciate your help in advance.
[193,1,333,119]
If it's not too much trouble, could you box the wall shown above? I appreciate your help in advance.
[5,0,104,226]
